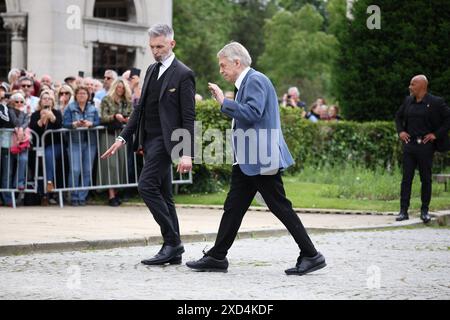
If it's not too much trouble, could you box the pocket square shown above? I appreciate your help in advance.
[169,88,177,93]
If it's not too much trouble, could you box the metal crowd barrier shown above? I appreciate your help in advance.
[0,128,40,208]
[0,127,193,208]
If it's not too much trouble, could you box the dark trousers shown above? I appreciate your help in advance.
[400,143,435,211]
[208,165,317,260]
[138,135,180,246]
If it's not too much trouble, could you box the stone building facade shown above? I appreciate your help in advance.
[0,0,172,81]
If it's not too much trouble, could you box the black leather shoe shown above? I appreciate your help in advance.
[420,209,431,224]
[285,252,326,276]
[396,209,409,221]
[186,255,228,272]
[141,243,185,265]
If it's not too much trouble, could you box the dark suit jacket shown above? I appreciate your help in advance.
[395,93,450,152]
[120,58,196,158]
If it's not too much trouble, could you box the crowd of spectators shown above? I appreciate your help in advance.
[280,86,343,122]
[0,68,142,207]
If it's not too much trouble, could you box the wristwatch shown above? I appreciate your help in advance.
[115,136,126,144]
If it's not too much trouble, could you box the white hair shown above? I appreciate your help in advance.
[288,87,300,96]
[8,68,21,84]
[217,42,252,67]
[105,70,118,80]
[148,24,174,40]
[10,92,25,101]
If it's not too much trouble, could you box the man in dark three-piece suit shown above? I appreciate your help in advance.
[186,42,326,275]
[395,75,450,223]
[102,24,195,265]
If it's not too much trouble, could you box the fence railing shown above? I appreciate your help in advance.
[0,127,192,208]
[0,128,40,208]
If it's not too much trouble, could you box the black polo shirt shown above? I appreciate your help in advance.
[406,94,433,137]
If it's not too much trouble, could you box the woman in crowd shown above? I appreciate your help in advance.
[0,99,15,206]
[8,92,30,192]
[29,90,63,205]
[63,86,99,206]
[305,102,322,123]
[56,84,74,115]
[99,78,132,206]
[328,105,343,122]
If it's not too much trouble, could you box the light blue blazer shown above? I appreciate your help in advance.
[221,68,294,176]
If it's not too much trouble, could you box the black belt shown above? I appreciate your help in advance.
[409,136,433,145]
[410,136,424,144]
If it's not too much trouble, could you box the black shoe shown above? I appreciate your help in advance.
[420,209,431,224]
[108,197,120,207]
[396,210,409,221]
[141,243,185,266]
[186,255,229,272]
[285,252,326,276]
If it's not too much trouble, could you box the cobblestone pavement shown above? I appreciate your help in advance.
[0,227,449,300]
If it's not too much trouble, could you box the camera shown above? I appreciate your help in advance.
[4,93,11,99]
[287,95,292,99]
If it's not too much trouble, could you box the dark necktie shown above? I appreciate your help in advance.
[153,62,162,79]
[234,86,238,100]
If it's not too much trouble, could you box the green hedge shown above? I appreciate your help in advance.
[182,100,449,193]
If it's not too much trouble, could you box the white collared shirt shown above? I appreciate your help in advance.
[234,67,251,93]
[231,67,250,166]
[158,53,175,79]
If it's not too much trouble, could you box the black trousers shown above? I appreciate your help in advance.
[400,142,435,211]
[208,165,317,260]
[138,135,180,246]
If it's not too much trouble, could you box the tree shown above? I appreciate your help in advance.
[333,0,450,121]
[259,4,338,104]
[278,0,328,25]
[173,0,234,96]
[229,0,278,69]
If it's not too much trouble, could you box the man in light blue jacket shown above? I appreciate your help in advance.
[187,42,326,275]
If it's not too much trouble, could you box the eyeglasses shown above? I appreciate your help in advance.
[21,85,32,88]
[15,101,25,104]
[104,77,112,80]
[60,92,70,95]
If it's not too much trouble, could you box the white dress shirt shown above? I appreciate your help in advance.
[158,53,176,80]
[231,67,251,165]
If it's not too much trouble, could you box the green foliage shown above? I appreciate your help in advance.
[278,0,328,23]
[333,0,450,121]
[326,0,347,40]
[173,0,234,96]
[292,165,429,201]
[178,100,449,193]
[259,5,338,104]
[229,0,278,69]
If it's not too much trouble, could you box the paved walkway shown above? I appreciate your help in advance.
[1,228,449,299]
[0,204,448,256]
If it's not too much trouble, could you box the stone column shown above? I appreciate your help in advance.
[0,12,28,69]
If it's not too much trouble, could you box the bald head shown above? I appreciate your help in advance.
[409,74,428,100]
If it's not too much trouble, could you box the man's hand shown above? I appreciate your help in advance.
[399,131,410,143]
[177,155,193,174]
[423,133,436,144]
[208,82,225,105]
[101,140,124,159]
